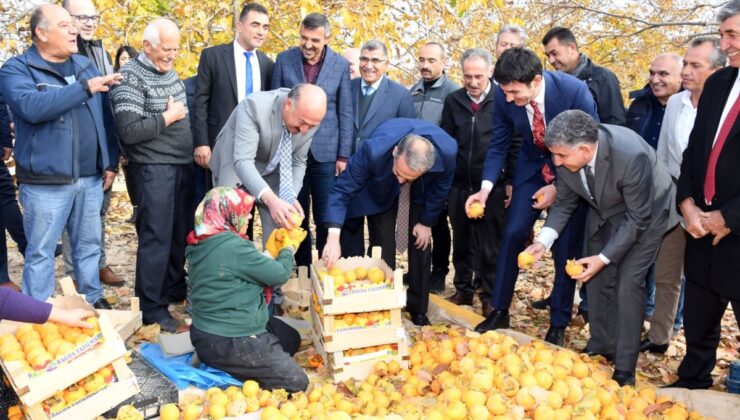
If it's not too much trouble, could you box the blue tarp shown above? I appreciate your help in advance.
[138,342,242,390]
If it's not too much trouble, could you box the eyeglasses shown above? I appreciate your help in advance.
[359,57,387,65]
[71,15,101,24]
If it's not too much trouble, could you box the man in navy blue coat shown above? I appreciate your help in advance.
[323,118,457,325]
[466,48,598,345]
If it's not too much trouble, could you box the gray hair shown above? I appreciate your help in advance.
[497,24,528,44]
[718,0,740,22]
[361,40,388,57]
[141,18,178,47]
[394,134,436,173]
[544,110,599,147]
[301,13,330,34]
[460,48,493,68]
[690,36,728,68]
[29,6,48,41]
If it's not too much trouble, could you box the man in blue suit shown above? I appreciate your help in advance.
[271,13,352,268]
[323,119,457,326]
[339,40,416,259]
[467,48,598,345]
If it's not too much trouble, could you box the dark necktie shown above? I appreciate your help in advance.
[704,93,740,204]
[585,165,596,201]
[244,51,253,96]
[530,100,555,184]
[395,183,411,253]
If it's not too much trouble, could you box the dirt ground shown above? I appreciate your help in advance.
[5,182,738,391]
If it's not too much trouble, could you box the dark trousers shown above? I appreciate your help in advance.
[295,153,336,267]
[190,317,308,392]
[339,216,366,259]
[490,181,586,327]
[129,163,194,323]
[0,161,26,256]
[678,279,739,388]
[430,209,450,277]
[448,184,507,301]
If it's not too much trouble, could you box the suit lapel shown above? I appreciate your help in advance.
[594,130,611,205]
[362,77,388,129]
[543,72,562,123]
[222,44,239,102]
[269,98,283,160]
[702,68,736,164]
[314,48,332,87]
[257,51,269,89]
[291,49,306,82]
[352,79,360,130]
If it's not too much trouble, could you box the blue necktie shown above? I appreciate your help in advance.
[363,85,373,96]
[278,126,294,203]
[244,51,253,95]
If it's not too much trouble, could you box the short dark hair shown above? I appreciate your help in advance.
[114,45,138,71]
[493,48,543,85]
[29,6,48,41]
[542,26,578,48]
[239,2,268,22]
[301,12,330,34]
[361,39,388,57]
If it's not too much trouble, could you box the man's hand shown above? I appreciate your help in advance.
[2,147,12,161]
[335,160,347,176]
[569,255,606,283]
[699,210,727,235]
[262,191,298,228]
[103,170,116,191]
[522,241,547,262]
[87,73,123,93]
[292,200,305,222]
[322,231,342,268]
[412,223,432,250]
[504,184,513,208]
[465,189,491,214]
[532,184,557,210]
[194,145,211,169]
[711,226,732,246]
[679,198,708,239]
[162,96,187,126]
[48,306,96,329]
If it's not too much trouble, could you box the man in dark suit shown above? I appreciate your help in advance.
[322,119,457,326]
[271,13,352,268]
[523,110,677,385]
[193,2,273,172]
[467,48,598,346]
[669,1,740,390]
[339,40,416,260]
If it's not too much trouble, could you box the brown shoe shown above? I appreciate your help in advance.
[481,301,493,318]
[99,266,125,287]
[0,282,21,293]
[446,292,474,306]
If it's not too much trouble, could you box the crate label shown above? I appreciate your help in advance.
[334,282,392,297]
[28,331,104,377]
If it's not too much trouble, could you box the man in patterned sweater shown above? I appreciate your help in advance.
[110,18,193,333]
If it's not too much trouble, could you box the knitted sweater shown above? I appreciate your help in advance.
[111,57,193,165]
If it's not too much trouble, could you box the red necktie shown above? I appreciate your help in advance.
[704,93,740,205]
[531,100,555,184]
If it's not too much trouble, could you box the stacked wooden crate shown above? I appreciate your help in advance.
[310,247,409,382]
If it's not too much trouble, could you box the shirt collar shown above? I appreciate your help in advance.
[234,39,258,56]
[361,75,384,92]
[533,76,546,107]
[588,141,599,169]
[302,46,327,66]
[467,80,491,103]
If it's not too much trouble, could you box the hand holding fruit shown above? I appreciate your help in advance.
[518,242,546,269]
[48,307,96,329]
[531,184,556,210]
[464,189,489,216]
[467,202,485,219]
[567,255,606,283]
[264,229,281,258]
[565,259,585,278]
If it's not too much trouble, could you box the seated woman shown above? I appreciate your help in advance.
[186,187,308,392]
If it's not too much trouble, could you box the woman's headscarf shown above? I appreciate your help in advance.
[187,187,254,245]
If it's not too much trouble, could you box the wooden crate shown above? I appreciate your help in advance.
[60,277,142,341]
[311,304,404,353]
[282,266,311,310]
[0,297,129,408]
[24,358,139,420]
[313,330,409,382]
[311,247,406,316]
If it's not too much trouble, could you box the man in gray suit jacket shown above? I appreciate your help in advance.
[210,85,327,241]
[523,110,678,386]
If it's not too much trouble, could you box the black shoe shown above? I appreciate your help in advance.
[474,309,510,333]
[429,270,446,293]
[662,379,710,390]
[639,338,668,354]
[581,346,614,362]
[531,296,551,310]
[544,326,565,346]
[446,292,473,306]
[54,243,63,258]
[408,312,430,326]
[92,298,112,310]
[612,370,635,386]
[157,316,181,334]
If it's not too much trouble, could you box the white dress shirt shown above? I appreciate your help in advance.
[360,75,384,96]
[234,40,262,103]
[712,71,740,147]
[656,91,696,180]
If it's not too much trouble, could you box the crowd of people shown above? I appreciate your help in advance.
[0,0,738,392]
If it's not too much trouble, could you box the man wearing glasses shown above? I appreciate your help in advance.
[62,0,124,287]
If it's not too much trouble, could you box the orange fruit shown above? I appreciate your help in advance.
[467,202,484,218]
[367,267,385,284]
[565,259,585,277]
[517,252,535,269]
[354,267,368,280]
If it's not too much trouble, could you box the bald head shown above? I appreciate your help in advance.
[283,84,327,134]
[649,53,683,104]
[63,0,98,41]
[142,18,180,72]
[343,48,361,79]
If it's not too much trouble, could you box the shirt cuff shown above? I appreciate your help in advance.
[481,180,493,191]
[256,186,271,202]
[598,253,611,265]
[328,227,341,236]
[535,227,559,250]
[336,157,349,163]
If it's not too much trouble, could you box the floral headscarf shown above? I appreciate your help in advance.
[187,187,255,245]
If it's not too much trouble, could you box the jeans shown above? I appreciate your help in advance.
[294,153,336,267]
[0,160,26,256]
[62,188,111,276]
[19,176,103,303]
